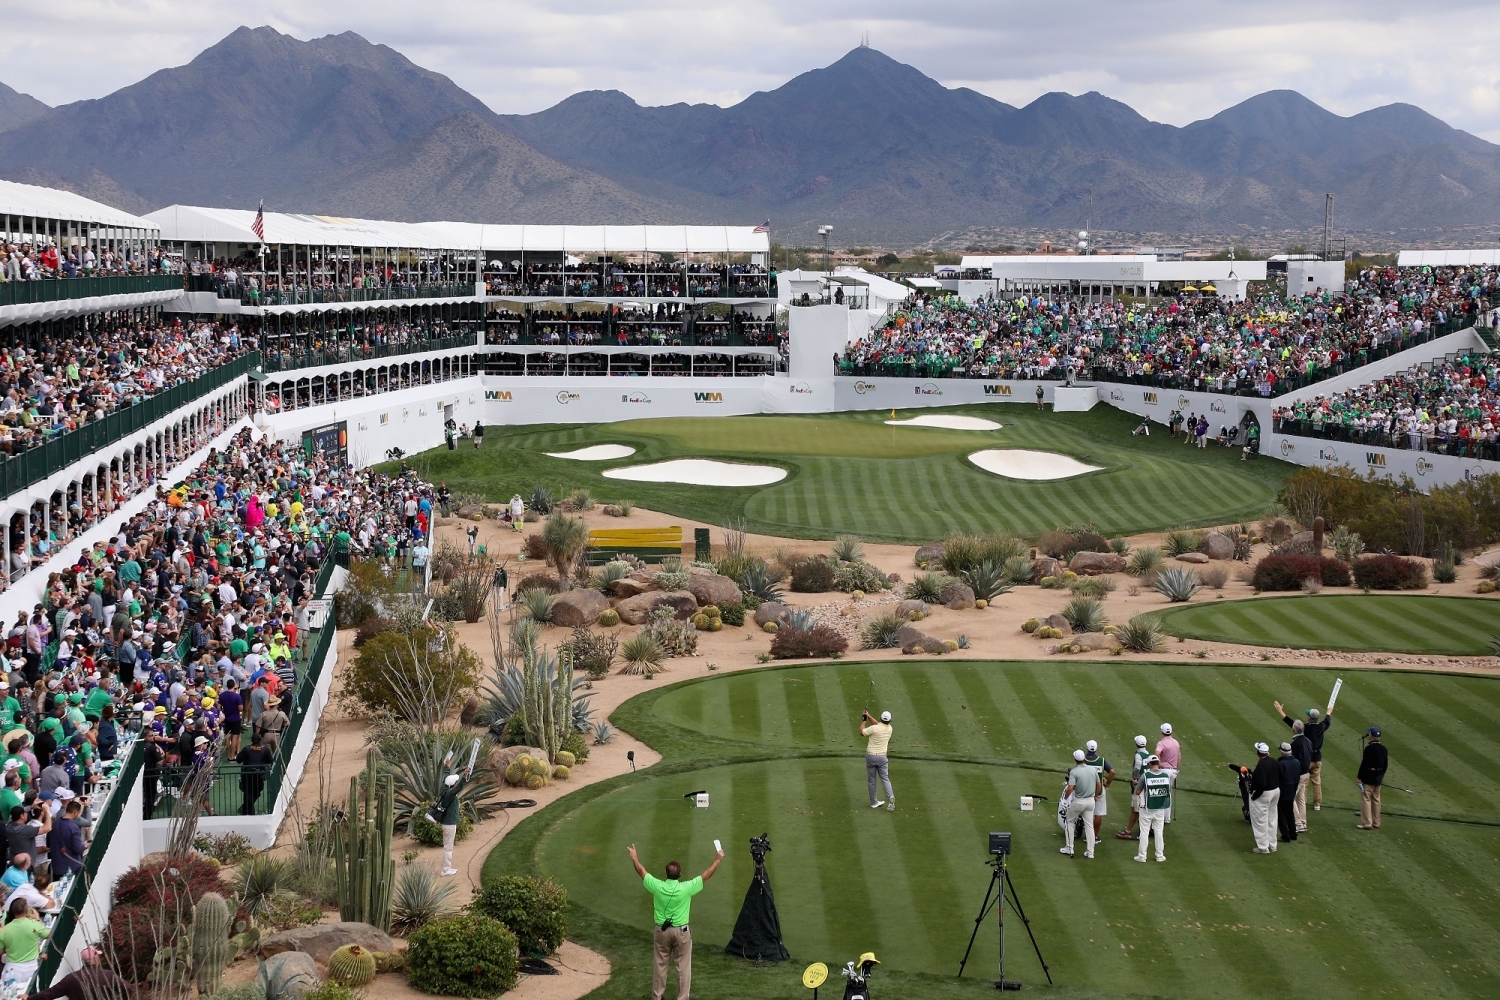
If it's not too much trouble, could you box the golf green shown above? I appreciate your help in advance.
[1156,595,1500,655]
[404,405,1292,542]
[489,661,1500,1000]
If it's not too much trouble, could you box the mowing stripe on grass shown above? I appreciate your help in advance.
[1158,595,1500,655]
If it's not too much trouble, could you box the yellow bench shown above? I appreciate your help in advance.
[587,526,683,565]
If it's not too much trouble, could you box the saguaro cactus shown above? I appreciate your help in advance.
[333,751,396,932]
[191,891,232,996]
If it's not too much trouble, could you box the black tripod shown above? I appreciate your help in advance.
[957,857,1051,990]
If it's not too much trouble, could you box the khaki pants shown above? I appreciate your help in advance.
[1293,773,1309,829]
[1360,784,1382,828]
[1309,760,1324,806]
[652,925,691,1000]
[441,824,457,871]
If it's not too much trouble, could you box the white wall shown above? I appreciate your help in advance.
[788,304,856,380]
[1285,260,1347,296]
[55,762,144,980]
[1264,430,1496,489]
[832,376,1060,411]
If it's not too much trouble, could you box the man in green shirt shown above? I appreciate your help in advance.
[434,754,469,878]
[628,843,724,1000]
[83,684,112,723]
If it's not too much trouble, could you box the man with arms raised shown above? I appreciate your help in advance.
[628,843,724,1000]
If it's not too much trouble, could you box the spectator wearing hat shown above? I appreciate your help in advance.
[435,754,471,876]
[1155,723,1180,823]
[258,696,288,754]
[1061,749,1098,859]
[1117,735,1152,840]
[1133,755,1171,862]
[234,730,273,816]
[1081,739,1115,843]
[1276,742,1301,843]
[1276,699,1333,811]
[1357,727,1388,830]
[27,942,130,1000]
[1248,743,1281,854]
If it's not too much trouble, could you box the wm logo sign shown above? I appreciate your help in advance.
[1143,392,1159,404]
[1367,453,1387,467]
[485,390,513,401]
[982,384,1012,396]
[694,392,723,403]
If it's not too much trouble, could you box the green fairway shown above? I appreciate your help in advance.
[488,660,1500,1000]
[1157,596,1500,655]
[404,404,1292,541]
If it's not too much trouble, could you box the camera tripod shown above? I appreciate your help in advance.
[957,857,1051,990]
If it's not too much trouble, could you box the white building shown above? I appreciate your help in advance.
[950,253,1268,302]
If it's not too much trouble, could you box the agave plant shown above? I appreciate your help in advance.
[234,855,294,920]
[528,485,555,516]
[904,572,952,604]
[620,632,665,675]
[517,588,556,623]
[391,863,457,935]
[1060,595,1108,633]
[959,559,1013,602]
[590,561,632,592]
[1152,567,1201,602]
[1002,556,1036,586]
[860,612,907,650]
[737,564,785,602]
[831,534,866,563]
[783,608,818,631]
[592,721,614,745]
[1116,615,1167,653]
[1127,546,1163,577]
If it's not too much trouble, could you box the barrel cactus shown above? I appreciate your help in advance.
[598,608,620,627]
[553,750,576,768]
[553,765,570,780]
[762,621,779,633]
[329,944,378,987]
[526,774,546,790]
[190,892,231,997]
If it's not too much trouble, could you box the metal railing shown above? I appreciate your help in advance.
[259,336,476,373]
[0,352,261,499]
[244,282,475,307]
[0,274,181,307]
[484,330,782,349]
[1272,420,1500,461]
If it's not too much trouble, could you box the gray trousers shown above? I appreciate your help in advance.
[866,754,893,805]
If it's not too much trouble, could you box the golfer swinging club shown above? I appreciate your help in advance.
[861,710,895,811]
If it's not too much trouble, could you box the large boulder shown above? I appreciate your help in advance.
[895,625,929,648]
[904,636,949,655]
[259,922,395,965]
[456,504,484,521]
[1069,551,1125,576]
[1175,552,1210,564]
[1041,613,1073,635]
[686,571,742,608]
[1031,557,1062,582]
[608,576,650,598]
[915,544,945,569]
[896,599,929,619]
[256,952,319,999]
[1070,632,1122,652]
[753,602,788,627]
[940,582,976,610]
[1292,530,1319,549]
[616,590,698,625]
[1201,531,1235,560]
[552,588,610,628]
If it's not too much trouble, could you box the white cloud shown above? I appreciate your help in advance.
[2,0,1500,142]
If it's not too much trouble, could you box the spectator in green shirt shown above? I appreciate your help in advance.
[82,684,112,722]
[0,897,48,987]
[628,843,723,1000]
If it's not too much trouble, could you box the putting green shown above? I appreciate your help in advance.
[405,405,1291,542]
[490,661,1500,1000]
[1156,596,1500,655]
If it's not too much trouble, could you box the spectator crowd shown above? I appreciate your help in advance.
[2,242,170,283]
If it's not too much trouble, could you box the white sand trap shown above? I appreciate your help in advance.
[969,449,1102,480]
[602,459,786,487]
[885,415,1001,431]
[545,444,637,461]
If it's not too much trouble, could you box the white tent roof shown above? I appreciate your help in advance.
[147,205,460,250]
[1397,248,1500,267]
[834,267,915,303]
[418,222,770,254]
[0,178,157,231]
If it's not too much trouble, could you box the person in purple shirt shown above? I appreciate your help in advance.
[46,800,86,877]
[219,679,244,758]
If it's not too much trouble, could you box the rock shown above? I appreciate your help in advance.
[1292,530,1319,549]
[1068,552,1126,575]
[608,576,653,598]
[886,572,902,584]
[1175,552,1210,564]
[1201,531,1235,560]
[1031,557,1062,582]
[895,625,929,647]
[1041,613,1073,635]
[939,582,976,610]
[257,952,320,999]
[753,602,789,627]
[915,544,945,569]
[896,599,928,619]
[456,504,484,520]
[1070,632,1122,652]
[551,588,611,628]
[602,505,624,517]
[616,590,698,625]
[917,637,949,654]
[686,572,742,608]
[260,923,395,966]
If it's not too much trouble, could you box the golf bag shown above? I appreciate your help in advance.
[840,957,878,1000]
[1226,763,1252,822]
[1057,784,1085,841]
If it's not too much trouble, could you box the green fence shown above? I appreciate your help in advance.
[0,352,261,499]
[260,336,476,373]
[0,274,181,308]
[34,738,145,988]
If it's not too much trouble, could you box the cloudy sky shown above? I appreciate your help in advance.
[7,0,1500,139]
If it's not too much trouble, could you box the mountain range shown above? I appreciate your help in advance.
[4,26,1500,245]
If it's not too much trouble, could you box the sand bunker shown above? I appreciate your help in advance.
[545,444,637,461]
[602,459,786,487]
[968,449,1102,480]
[885,415,1001,431]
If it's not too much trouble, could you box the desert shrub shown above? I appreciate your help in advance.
[1152,567,1201,602]
[517,588,557,623]
[1037,530,1078,559]
[1352,554,1429,590]
[717,597,746,627]
[590,561,633,592]
[557,625,618,679]
[620,632,666,675]
[770,624,848,659]
[469,875,569,957]
[114,854,227,908]
[567,488,595,511]
[516,572,561,595]
[905,572,953,604]
[1109,537,1130,555]
[1433,543,1458,584]
[1252,555,1352,591]
[353,617,393,649]
[1163,530,1202,557]
[193,831,255,865]
[1127,547,1163,577]
[106,903,170,981]
[1116,615,1167,653]
[1200,563,1230,589]
[1069,575,1116,598]
[523,533,549,561]
[653,556,690,591]
[861,612,907,649]
[561,729,591,763]
[959,559,1012,602]
[790,556,837,592]
[941,533,1027,574]
[336,560,402,628]
[1002,556,1036,586]
[410,808,474,845]
[1060,595,1107,633]
[737,564,785,603]
[1300,576,1323,594]
[716,552,765,585]
[834,560,889,592]
[344,628,480,718]
[831,534,866,562]
[408,913,519,997]
[1071,531,1110,555]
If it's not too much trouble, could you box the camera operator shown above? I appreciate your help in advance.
[627,843,724,1000]
[860,710,895,812]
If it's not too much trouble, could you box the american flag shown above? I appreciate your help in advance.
[251,201,265,241]
[753,219,770,233]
